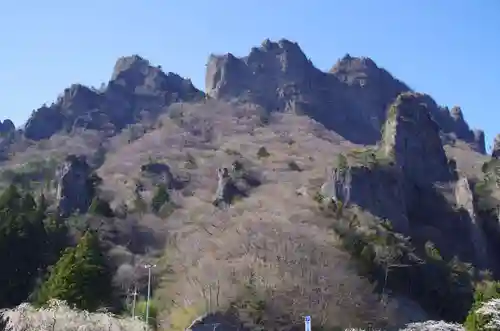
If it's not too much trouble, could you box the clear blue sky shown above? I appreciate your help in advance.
[1,1,499,149]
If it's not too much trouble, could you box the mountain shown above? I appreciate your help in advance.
[0,38,499,331]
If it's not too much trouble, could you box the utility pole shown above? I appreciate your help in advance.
[131,285,138,319]
[143,263,157,329]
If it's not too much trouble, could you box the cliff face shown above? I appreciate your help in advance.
[493,134,500,158]
[56,155,96,217]
[318,91,494,269]
[206,39,485,152]
[380,92,454,185]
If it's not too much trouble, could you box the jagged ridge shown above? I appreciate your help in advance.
[0,38,490,153]
[21,55,203,141]
[206,38,486,152]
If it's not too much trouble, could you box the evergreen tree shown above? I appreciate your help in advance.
[43,214,70,266]
[0,184,21,211]
[151,183,170,213]
[88,196,114,217]
[36,230,113,311]
[0,186,48,307]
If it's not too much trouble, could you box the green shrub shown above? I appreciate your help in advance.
[151,184,170,213]
[136,299,158,329]
[184,152,197,169]
[257,147,270,159]
[287,160,302,171]
[335,153,348,172]
[464,281,500,330]
[323,206,475,322]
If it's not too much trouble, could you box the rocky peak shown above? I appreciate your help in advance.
[111,55,151,81]
[111,55,200,97]
[246,38,311,74]
[24,105,66,140]
[56,84,102,112]
[450,106,464,121]
[111,55,163,92]
[433,105,484,153]
[449,106,470,134]
[493,134,500,158]
[330,54,410,98]
[206,38,317,102]
[331,54,378,71]
[380,92,453,185]
[0,119,15,135]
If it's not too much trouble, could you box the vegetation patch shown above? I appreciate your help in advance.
[474,159,500,220]
[315,202,478,322]
[287,160,302,172]
[344,148,394,170]
[256,146,270,159]
[0,158,59,190]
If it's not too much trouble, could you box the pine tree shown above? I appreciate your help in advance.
[36,230,113,311]
[0,184,21,211]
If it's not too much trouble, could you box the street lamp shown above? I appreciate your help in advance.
[143,264,157,328]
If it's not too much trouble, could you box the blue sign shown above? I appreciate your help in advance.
[305,316,311,331]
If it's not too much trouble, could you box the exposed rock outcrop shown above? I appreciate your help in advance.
[56,155,97,216]
[206,39,484,151]
[454,176,488,268]
[493,134,500,158]
[321,165,409,232]
[213,160,262,208]
[140,162,184,189]
[320,166,352,205]
[329,54,410,130]
[213,167,242,207]
[23,56,203,141]
[380,92,453,185]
